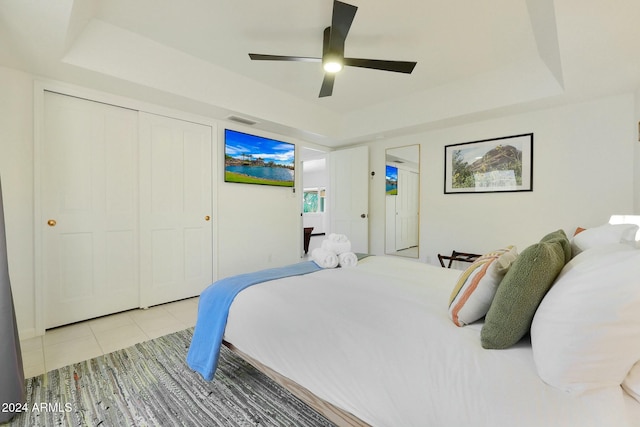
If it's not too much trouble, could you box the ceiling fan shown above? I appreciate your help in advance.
[248,0,417,97]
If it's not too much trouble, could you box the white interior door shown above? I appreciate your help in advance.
[395,169,419,250]
[42,92,139,328]
[139,113,213,307]
[385,195,396,252]
[329,146,369,253]
[407,171,419,247]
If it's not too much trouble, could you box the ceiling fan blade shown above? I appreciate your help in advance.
[343,58,417,74]
[319,73,335,97]
[328,1,358,55]
[249,53,321,63]
[322,27,331,57]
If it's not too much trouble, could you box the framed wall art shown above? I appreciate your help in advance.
[444,133,533,194]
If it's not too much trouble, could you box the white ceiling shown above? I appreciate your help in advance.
[1,0,640,147]
[91,0,537,112]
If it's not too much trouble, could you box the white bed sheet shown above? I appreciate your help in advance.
[224,256,639,427]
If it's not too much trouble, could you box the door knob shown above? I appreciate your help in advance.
[205,215,211,221]
[360,213,367,218]
[47,219,57,227]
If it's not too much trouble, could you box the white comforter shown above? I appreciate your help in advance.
[224,256,639,427]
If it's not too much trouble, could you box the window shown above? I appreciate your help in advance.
[303,188,325,213]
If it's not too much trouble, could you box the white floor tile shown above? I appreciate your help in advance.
[166,306,197,328]
[93,323,148,354]
[88,311,135,333]
[134,313,182,335]
[44,335,102,372]
[129,305,169,322]
[34,296,198,375]
[21,348,45,378]
[44,323,93,347]
[144,323,189,340]
[167,297,198,326]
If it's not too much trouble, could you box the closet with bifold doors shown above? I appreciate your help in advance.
[39,91,214,329]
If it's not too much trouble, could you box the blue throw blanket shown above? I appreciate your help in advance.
[186,261,322,381]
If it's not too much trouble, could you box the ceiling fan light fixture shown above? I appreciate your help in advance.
[323,59,343,73]
[248,1,417,97]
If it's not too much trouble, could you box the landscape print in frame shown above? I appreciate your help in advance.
[444,133,533,194]
[224,129,295,187]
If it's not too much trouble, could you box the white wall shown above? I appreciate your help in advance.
[0,66,35,337]
[301,159,328,189]
[635,89,640,213]
[0,67,304,337]
[216,125,302,278]
[216,180,301,277]
[637,126,640,214]
[366,93,637,265]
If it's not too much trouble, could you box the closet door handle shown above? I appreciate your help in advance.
[205,216,211,221]
[47,219,57,227]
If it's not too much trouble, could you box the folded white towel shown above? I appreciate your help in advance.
[321,238,352,255]
[338,251,358,267]
[311,248,339,269]
[328,233,349,243]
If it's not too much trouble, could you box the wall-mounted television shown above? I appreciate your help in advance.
[224,129,295,187]
[386,165,398,195]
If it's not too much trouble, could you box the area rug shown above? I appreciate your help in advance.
[7,328,335,427]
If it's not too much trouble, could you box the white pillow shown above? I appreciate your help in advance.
[448,246,518,327]
[531,247,640,394]
[570,223,639,257]
[565,242,635,269]
[623,361,640,403]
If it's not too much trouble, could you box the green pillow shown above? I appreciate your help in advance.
[481,240,566,349]
[540,229,571,263]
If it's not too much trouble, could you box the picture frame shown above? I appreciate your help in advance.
[444,133,533,194]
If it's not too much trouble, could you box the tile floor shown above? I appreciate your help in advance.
[19,297,199,379]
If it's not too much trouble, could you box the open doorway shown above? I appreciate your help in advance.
[300,147,329,257]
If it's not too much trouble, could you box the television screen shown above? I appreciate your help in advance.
[386,165,398,195]
[224,129,295,187]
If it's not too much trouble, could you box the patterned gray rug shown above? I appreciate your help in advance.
[7,328,335,426]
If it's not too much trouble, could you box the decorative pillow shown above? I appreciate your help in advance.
[448,246,518,327]
[570,223,639,257]
[531,248,640,394]
[573,227,586,236]
[623,361,640,403]
[540,229,571,263]
[481,240,565,349]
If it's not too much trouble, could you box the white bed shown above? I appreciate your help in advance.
[223,253,640,427]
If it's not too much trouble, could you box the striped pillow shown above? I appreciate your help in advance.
[448,246,518,327]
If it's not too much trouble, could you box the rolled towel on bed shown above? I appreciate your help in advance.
[328,233,349,243]
[321,238,352,255]
[311,248,339,269]
[338,251,358,267]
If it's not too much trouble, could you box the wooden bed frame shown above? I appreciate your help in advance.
[223,341,369,427]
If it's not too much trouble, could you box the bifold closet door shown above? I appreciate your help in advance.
[138,113,213,308]
[42,92,139,329]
